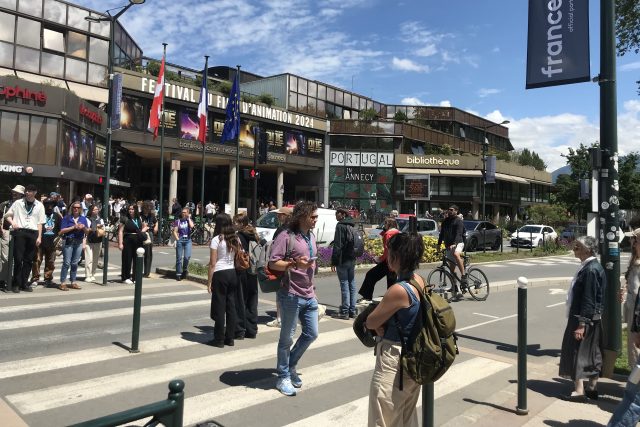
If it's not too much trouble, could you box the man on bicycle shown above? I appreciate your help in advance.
[437,204,467,300]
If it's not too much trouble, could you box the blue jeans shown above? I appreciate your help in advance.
[337,263,356,315]
[276,290,319,379]
[608,378,640,427]
[60,240,83,283]
[175,238,191,276]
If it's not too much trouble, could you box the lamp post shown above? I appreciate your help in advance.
[86,0,145,285]
[480,120,509,222]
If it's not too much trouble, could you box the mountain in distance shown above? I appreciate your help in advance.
[551,165,571,183]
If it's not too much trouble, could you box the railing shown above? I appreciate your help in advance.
[68,380,184,427]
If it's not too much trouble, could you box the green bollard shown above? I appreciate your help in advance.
[131,247,145,353]
[516,276,529,415]
[423,382,434,427]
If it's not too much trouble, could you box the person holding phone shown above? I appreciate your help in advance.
[173,208,194,281]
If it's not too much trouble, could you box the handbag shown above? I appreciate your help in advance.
[353,301,380,348]
[235,248,250,271]
[142,231,152,245]
[96,226,105,238]
[53,236,64,251]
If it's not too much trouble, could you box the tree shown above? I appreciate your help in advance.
[509,148,547,170]
[393,110,409,122]
[616,0,640,93]
[527,203,568,226]
[618,152,640,209]
[359,108,378,122]
[553,143,597,220]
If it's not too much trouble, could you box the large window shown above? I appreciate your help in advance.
[28,116,57,165]
[16,17,41,48]
[0,11,15,42]
[0,112,29,163]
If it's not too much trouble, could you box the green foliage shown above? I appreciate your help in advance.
[494,150,511,162]
[440,144,453,156]
[359,108,378,122]
[553,143,596,220]
[364,236,443,263]
[616,326,631,375]
[147,60,160,76]
[393,110,409,122]
[526,204,569,226]
[258,93,275,106]
[619,152,640,209]
[512,148,547,171]
[616,0,640,93]
[215,81,232,94]
[241,93,258,103]
[188,262,209,277]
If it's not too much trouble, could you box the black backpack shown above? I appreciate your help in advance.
[347,226,365,258]
[395,276,458,390]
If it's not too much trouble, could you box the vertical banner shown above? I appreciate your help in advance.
[485,156,496,183]
[111,73,123,130]
[526,0,590,89]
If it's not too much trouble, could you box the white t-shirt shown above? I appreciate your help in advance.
[205,203,215,215]
[210,235,235,272]
[7,198,45,231]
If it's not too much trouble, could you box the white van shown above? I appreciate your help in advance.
[255,207,338,247]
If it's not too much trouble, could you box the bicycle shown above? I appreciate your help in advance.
[426,250,490,301]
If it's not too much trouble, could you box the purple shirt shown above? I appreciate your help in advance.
[173,218,190,239]
[269,230,317,299]
[60,215,89,240]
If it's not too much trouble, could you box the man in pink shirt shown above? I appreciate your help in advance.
[269,201,319,396]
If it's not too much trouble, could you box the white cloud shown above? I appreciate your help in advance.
[477,88,501,98]
[492,47,500,53]
[620,61,640,72]
[401,97,425,105]
[439,100,452,107]
[392,57,429,73]
[415,44,438,57]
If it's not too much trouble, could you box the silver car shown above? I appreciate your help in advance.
[368,218,439,239]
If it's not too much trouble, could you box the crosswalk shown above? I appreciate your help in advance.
[480,253,630,269]
[0,276,525,426]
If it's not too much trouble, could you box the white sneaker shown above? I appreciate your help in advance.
[30,281,38,288]
[124,279,134,285]
[85,276,95,283]
[266,319,281,328]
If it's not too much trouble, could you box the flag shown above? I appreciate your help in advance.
[197,68,208,144]
[147,55,165,139]
[220,73,240,143]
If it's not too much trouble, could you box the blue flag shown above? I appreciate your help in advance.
[220,73,240,143]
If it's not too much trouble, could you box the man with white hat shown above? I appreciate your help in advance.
[81,194,93,217]
[5,184,45,293]
[1,186,25,290]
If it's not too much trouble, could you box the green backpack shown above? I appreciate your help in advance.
[394,276,458,390]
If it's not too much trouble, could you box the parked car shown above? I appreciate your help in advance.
[367,217,439,239]
[463,220,503,251]
[560,224,587,241]
[256,207,339,246]
[510,225,558,248]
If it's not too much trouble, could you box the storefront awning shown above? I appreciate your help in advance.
[528,178,552,185]
[439,169,482,177]
[396,168,439,175]
[495,173,529,184]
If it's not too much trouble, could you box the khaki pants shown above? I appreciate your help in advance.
[0,229,10,283]
[31,244,56,282]
[368,339,420,427]
[85,242,102,279]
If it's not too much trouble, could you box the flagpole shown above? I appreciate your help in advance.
[199,55,209,237]
[234,65,241,216]
[158,42,167,244]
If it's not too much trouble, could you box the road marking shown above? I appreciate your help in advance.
[472,312,500,319]
[7,327,356,414]
[283,357,511,427]
[479,264,504,268]
[507,262,536,266]
[549,288,567,295]
[546,302,565,308]
[158,251,169,254]
[457,314,517,332]
[0,290,204,314]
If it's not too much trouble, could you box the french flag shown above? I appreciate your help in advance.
[197,60,208,144]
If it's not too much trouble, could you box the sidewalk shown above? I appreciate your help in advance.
[442,357,625,427]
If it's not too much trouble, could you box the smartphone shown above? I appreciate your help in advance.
[308,257,318,261]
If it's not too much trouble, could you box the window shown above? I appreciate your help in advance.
[0,11,15,42]
[18,0,42,17]
[14,45,39,72]
[67,6,89,31]
[43,28,64,52]
[67,31,86,58]
[0,0,16,10]
[89,37,108,65]
[65,56,86,82]
[0,112,29,162]
[335,90,343,105]
[0,41,13,67]
[43,0,66,25]
[87,62,106,85]
[298,78,307,95]
[343,93,351,108]
[307,81,316,98]
[288,92,297,109]
[28,116,57,165]
[317,84,326,100]
[41,51,64,77]
[289,75,297,92]
[326,87,334,103]
[16,17,40,48]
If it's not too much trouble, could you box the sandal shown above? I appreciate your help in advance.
[58,283,69,291]
[69,283,82,290]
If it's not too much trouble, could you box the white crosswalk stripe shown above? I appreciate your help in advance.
[0,278,518,426]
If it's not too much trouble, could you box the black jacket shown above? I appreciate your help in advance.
[331,217,356,266]
[438,215,464,247]
[237,229,257,251]
[569,259,606,323]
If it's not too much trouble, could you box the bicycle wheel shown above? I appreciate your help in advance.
[466,267,489,301]
[426,268,455,297]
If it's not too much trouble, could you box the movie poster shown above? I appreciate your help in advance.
[239,122,255,149]
[120,96,146,131]
[78,130,95,172]
[285,131,306,155]
[61,125,79,169]
[179,109,200,140]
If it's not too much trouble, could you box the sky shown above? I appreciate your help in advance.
[73,0,640,172]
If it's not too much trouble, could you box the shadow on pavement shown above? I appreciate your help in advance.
[219,368,277,390]
[462,397,518,415]
[544,420,608,426]
[180,325,214,344]
[457,333,561,357]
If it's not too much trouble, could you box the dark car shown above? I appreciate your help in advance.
[463,220,503,251]
[367,218,439,239]
[560,224,587,241]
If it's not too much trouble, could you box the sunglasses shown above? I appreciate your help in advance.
[72,206,81,209]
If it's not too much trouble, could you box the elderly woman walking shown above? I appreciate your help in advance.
[559,236,606,402]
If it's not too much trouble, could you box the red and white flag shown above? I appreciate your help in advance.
[197,62,208,144]
[147,56,165,140]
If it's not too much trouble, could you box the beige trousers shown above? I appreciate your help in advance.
[84,242,102,279]
[368,339,420,427]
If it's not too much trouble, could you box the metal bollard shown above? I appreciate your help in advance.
[423,383,434,427]
[529,230,533,253]
[131,247,145,353]
[6,229,14,288]
[516,276,529,415]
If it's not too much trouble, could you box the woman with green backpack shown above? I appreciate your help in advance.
[364,232,424,427]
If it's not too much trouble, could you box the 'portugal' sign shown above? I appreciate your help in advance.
[526,0,590,89]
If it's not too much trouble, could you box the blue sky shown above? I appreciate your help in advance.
[74,0,640,172]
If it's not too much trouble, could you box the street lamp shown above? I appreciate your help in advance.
[480,120,510,222]
[86,0,145,285]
